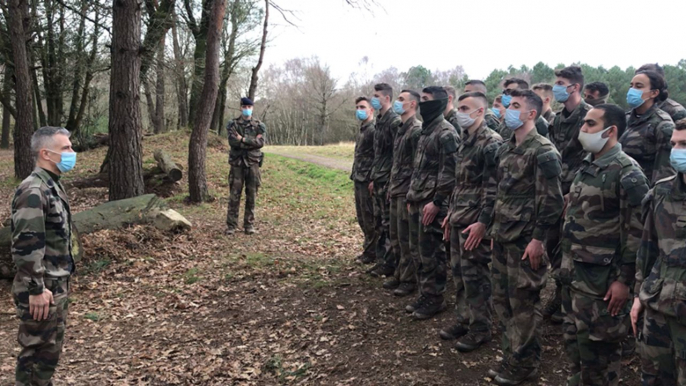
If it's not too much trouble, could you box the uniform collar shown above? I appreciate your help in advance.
[506,127,537,154]
[360,119,375,131]
[463,121,488,147]
[629,104,658,126]
[561,100,590,123]
[34,167,69,206]
[581,143,621,176]
[672,172,686,200]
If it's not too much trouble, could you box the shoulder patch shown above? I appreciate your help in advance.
[655,108,672,122]
[620,168,650,207]
[483,141,501,166]
[440,130,459,153]
[536,149,562,179]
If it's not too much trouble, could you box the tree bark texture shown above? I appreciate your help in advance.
[108,0,145,201]
[171,8,189,129]
[1,65,11,149]
[155,36,165,134]
[154,149,182,181]
[247,0,268,101]
[185,0,211,126]
[7,0,35,179]
[187,0,226,203]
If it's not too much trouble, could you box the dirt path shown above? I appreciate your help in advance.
[264,148,353,173]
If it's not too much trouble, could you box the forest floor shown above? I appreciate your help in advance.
[0,134,641,385]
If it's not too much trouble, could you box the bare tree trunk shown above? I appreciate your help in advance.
[72,6,101,135]
[8,0,35,179]
[187,0,226,203]
[215,0,239,136]
[66,0,87,132]
[185,0,211,126]
[247,0,268,100]
[155,35,165,133]
[0,65,10,149]
[143,77,159,132]
[108,0,145,201]
[171,8,188,129]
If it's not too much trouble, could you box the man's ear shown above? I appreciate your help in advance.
[604,125,616,139]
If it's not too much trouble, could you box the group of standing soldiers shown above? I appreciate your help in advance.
[351,63,686,385]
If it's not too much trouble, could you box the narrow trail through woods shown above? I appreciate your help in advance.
[264,147,353,173]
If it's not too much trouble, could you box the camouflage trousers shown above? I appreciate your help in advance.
[389,195,416,283]
[13,278,70,386]
[545,216,563,282]
[639,307,686,385]
[354,181,377,260]
[373,180,394,268]
[562,289,628,386]
[226,164,261,230]
[408,200,447,296]
[492,237,547,369]
[450,225,492,332]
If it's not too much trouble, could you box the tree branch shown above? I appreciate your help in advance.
[53,0,112,35]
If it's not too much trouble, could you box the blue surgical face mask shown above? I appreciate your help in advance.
[626,88,645,109]
[393,100,405,115]
[501,94,512,108]
[48,150,77,173]
[504,108,525,130]
[492,108,501,119]
[356,109,368,121]
[371,97,382,110]
[553,84,571,102]
[670,149,686,173]
[242,108,253,117]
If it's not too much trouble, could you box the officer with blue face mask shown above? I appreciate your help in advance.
[496,78,550,141]
[619,70,675,186]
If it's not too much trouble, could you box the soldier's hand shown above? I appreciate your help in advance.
[422,202,439,226]
[522,238,544,270]
[368,182,374,196]
[631,297,643,337]
[562,194,570,218]
[463,222,486,251]
[441,216,450,241]
[29,289,54,321]
[604,281,630,317]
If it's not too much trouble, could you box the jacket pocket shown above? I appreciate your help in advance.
[570,243,616,266]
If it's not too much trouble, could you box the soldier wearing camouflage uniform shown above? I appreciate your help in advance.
[405,86,459,320]
[226,97,266,235]
[438,92,502,352]
[583,82,610,107]
[636,63,686,123]
[488,90,564,385]
[631,119,686,385]
[560,104,649,386]
[368,83,402,277]
[463,80,500,131]
[532,83,557,124]
[384,90,422,296]
[12,127,77,386]
[352,97,378,265]
[545,66,593,324]
[443,86,463,138]
[620,70,675,186]
[497,78,550,140]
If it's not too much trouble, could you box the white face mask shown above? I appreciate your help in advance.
[456,109,480,129]
[578,126,612,154]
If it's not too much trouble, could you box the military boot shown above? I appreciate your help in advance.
[225,228,236,236]
[356,254,375,265]
[494,366,538,385]
[393,282,415,297]
[456,331,492,352]
[487,361,509,379]
[439,323,469,340]
[405,294,427,313]
[412,295,447,320]
[383,277,400,290]
[369,264,395,278]
[543,285,563,324]
[244,226,256,235]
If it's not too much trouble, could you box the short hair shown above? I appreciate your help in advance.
[374,83,393,99]
[675,118,686,131]
[554,65,584,88]
[636,63,664,77]
[510,89,542,117]
[355,96,370,106]
[458,91,488,108]
[584,82,609,96]
[636,70,669,103]
[465,80,487,93]
[592,104,627,139]
[503,77,529,90]
[422,86,448,100]
[494,95,502,103]
[443,86,457,99]
[401,89,421,104]
[532,83,553,97]
[31,126,70,160]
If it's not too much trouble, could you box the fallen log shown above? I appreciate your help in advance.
[1,194,191,279]
[154,150,183,182]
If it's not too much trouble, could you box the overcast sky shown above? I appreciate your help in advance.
[263,0,685,81]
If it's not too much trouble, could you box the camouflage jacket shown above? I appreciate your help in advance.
[619,105,675,185]
[444,108,464,140]
[637,173,686,318]
[406,115,459,205]
[351,119,376,182]
[11,168,74,296]
[491,128,564,242]
[389,115,422,197]
[448,121,503,227]
[484,109,500,132]
[228,117,266,167]
[497,115,550,142]
[561,144,649,298]
[542,108,556,124]
[658,98,686,123]
[371,108,401,183]
[548,101,592,194]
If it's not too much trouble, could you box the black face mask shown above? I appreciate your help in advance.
[585,95,608,107]
[418,97,448,124]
